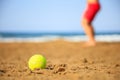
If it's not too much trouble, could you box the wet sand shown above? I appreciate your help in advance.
[0,40,120,80]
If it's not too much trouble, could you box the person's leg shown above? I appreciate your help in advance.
[81,18,96,46]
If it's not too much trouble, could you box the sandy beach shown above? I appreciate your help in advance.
[0,40,120,80]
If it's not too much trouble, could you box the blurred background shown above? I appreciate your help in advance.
[0,0,120,42]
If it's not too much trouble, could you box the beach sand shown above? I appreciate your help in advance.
[0,40,120,80]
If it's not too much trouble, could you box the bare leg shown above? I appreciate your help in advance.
[81,18,96,46]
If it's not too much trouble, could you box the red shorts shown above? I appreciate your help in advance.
[83,3,100,23]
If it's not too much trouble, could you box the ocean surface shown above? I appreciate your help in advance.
[0,32,120,42]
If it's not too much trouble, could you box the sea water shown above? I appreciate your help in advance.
[0,32,120,42]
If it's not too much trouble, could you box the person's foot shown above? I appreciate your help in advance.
[83,41,96,47]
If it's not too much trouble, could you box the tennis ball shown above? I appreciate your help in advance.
[28,54,46,70]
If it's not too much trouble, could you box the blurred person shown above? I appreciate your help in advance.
[81,0,101,46]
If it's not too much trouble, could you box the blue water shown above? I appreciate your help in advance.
[0,32,120,38]
[0,32,120,42]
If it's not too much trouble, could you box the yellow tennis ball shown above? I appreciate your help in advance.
[28,54,46,70]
